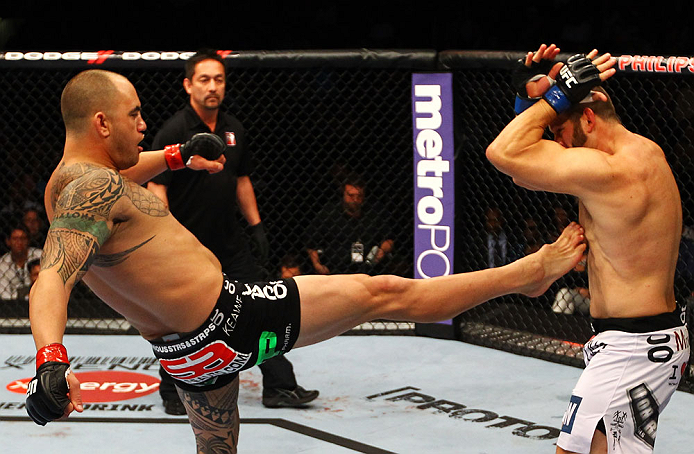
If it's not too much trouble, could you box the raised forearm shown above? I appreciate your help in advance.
[120,150,168,185]
[121,133,228,184]
[486,101,555,171]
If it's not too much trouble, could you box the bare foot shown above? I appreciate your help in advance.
[518,222,586,297]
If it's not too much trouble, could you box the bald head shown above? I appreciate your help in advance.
[60,70,127,132]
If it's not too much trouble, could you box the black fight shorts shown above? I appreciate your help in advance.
[149,275,301,392]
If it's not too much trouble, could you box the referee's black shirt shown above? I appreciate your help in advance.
[150,104,255,273]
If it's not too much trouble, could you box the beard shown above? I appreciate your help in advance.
[112,136,141,170]
[116,152,140,170]
[571,120,588,147]
[343,201,362,217]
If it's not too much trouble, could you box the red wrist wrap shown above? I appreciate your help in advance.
[36,343,69,369]
[164,144,186,170]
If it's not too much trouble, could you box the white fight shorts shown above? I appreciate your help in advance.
[557,306,689,454]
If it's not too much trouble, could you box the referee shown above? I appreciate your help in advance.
[147,49,318,415]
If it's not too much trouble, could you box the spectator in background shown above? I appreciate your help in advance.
[279,253,304,279]
[0,171,43,221]
[0,226,42,301]
[305,175,394,275]
[16,258,41,301]
[147,49,317,414]
[483,206,512,268]
[512,215,545,258]
[28,258,41,285]
[22,208,47,249]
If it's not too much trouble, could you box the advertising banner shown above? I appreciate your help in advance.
[412,73,455,338]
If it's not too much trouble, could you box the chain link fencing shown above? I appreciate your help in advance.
[443,51,694,392]
[0,50,691,390]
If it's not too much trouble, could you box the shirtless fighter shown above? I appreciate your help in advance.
[26,69,586,453]
[487,44,690,454]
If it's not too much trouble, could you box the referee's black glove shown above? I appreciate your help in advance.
[250,222,270,263]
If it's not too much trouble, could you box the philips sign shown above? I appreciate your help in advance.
[412,73,454,280]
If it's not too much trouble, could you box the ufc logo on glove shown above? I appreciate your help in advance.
[559,65,578,88]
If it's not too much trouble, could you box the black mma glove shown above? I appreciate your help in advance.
[164,132,226,170]
[26,343,71,426]
[512,57,557,114]
[250,222,270,263]
[543,54,602,114]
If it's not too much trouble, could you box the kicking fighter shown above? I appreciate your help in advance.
[26,69,586,453]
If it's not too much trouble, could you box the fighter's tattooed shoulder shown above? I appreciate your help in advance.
[51,162,169,218]
[123,181,168,217]
[43,163,168,284]
[44,166,122,284]
[55,166,125,220]
[50,163,116,212]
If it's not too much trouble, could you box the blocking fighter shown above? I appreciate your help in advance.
[26,68,586,453]
[487,44,690,454]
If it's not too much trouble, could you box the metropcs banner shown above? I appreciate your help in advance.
[412,73,454,280]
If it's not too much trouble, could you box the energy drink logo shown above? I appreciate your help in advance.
[7,371,159,403]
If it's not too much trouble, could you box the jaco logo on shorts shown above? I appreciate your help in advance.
[6,370,160,403]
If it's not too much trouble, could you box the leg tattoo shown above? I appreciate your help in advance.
[177,376,241,454]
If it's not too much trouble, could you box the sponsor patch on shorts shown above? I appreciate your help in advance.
[561,395,583,434]
[159,340,251,385]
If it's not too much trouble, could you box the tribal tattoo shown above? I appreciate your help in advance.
[123,182,169,217]
[41,228,100,283]
[178,376,240,454]
[43,163,168,284]
[55,168,124,218]
[92,236,154,267]
[50,162,169,217]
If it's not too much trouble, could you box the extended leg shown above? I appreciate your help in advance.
[295,222,585,347]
